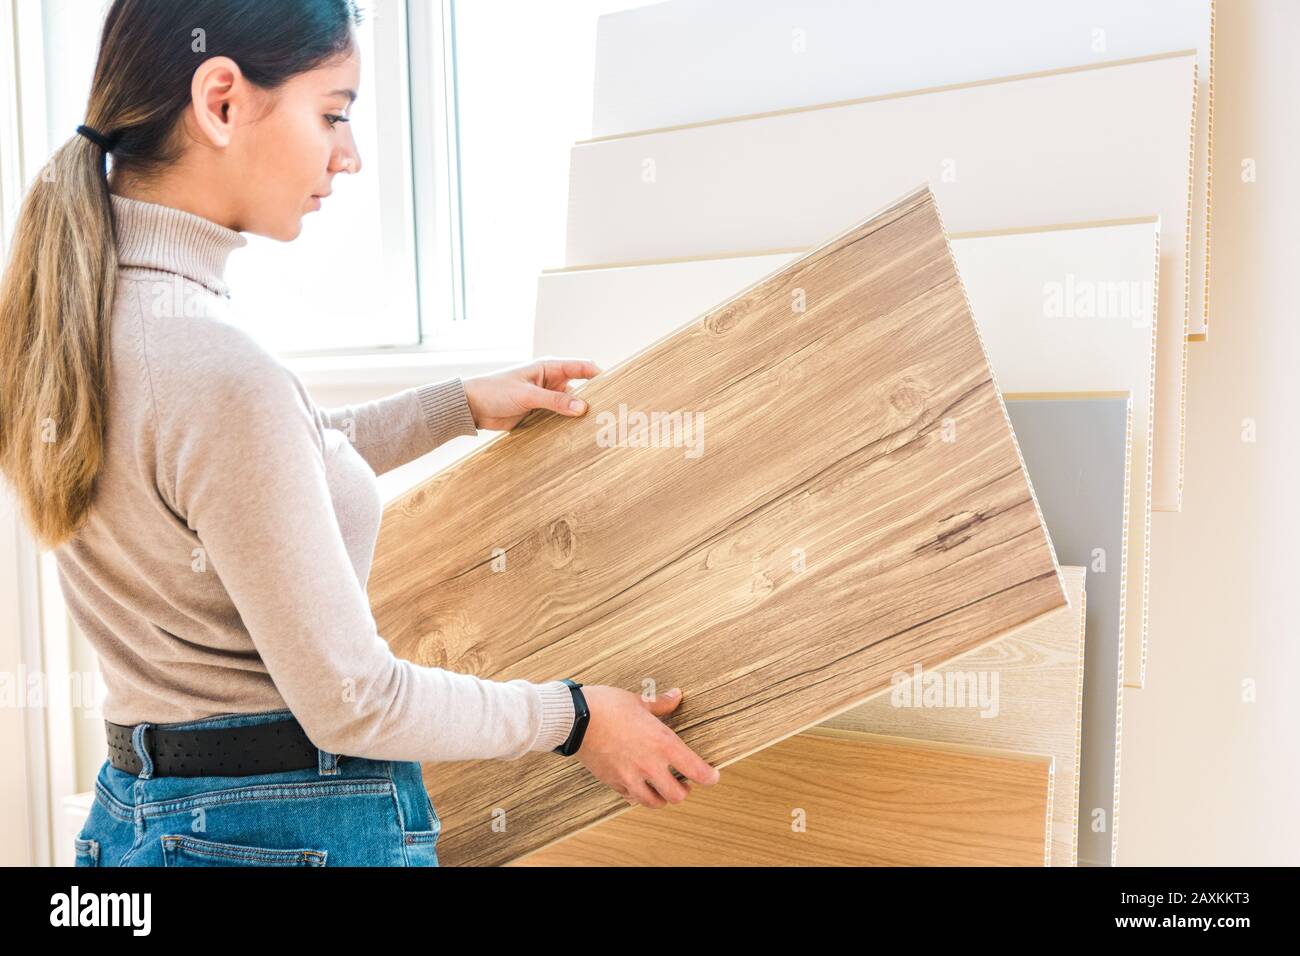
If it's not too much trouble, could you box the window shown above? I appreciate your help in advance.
[227,1,420,355]
[29,0,644,362]
[410,0,650,354]
[34,0,419,356]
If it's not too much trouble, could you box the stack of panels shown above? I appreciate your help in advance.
[821,566,1087,866]
[370,188,1066,866]
[399,0,1213,866]
[564,54,1195,515]
[590,0,1215,339]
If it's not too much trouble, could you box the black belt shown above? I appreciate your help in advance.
[105,715,322,777]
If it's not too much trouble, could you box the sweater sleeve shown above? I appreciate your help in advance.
[158,341,574,762]
[315,378,479,477]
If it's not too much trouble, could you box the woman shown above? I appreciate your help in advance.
[0,0,718,867]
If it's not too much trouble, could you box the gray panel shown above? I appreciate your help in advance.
[1007,396,1130,867]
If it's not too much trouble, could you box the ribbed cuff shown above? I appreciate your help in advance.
[531,680,578,753]
[415,378,479,447]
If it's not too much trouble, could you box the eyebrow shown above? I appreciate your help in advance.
[327,88,358,104]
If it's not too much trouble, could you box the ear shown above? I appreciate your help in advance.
[189,56,244,148]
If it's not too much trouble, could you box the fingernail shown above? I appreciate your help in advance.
[666,688,680,697]
[570,399,585,413]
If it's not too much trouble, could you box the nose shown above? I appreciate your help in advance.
[330,123,362,175]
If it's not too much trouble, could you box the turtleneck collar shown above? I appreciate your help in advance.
[109,192,248,298]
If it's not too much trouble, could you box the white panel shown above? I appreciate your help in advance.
[592,0,1214,337]
[534,254,786,370]
[565,53,1194,512]
[538,221,1159,687]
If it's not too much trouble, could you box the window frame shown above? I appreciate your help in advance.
[284,0,533,388]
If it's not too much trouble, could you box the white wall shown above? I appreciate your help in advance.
[1119,0,1300,865]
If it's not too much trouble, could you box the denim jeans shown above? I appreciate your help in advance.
[73,708,440,866]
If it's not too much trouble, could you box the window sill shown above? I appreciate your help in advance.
[281,346,532,392]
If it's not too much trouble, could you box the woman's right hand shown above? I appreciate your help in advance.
[575,685,720,808]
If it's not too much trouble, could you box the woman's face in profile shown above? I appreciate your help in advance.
[233,41,363,241]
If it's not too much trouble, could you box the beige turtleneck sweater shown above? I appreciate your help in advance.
[54,193,575,762]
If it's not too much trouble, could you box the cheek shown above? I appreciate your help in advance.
[297,118,333,177]
[259,114,330,193]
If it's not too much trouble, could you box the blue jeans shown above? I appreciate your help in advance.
[73,708,440,866]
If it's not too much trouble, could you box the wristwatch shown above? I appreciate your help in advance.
[552,678,590,756]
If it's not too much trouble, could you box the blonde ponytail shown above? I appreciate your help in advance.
[0,132,117,549]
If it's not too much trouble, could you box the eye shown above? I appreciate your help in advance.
[325,114,351,128]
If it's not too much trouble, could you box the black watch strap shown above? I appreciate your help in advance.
[553,678,590,756]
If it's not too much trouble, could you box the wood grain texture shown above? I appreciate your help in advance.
[590,0,1215,339]
[512,728,1054,867]
[566,54,1195,513]
[536,221,1157,686]
[1003,396,1132,865]
[820,566,1085,866]
[368,187,1065,866]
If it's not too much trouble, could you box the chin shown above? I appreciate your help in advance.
[247,218,303,242]
[271,218,305,242]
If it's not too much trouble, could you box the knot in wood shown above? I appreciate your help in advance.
[545,516,576,566]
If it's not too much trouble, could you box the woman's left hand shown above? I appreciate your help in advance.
[462,357,602,431]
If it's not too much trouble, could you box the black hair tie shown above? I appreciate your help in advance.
[76,124,119,153]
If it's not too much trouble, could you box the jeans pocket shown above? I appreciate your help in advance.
[402,826,440,867]
[73,836,100,867]
[160,834,327,867]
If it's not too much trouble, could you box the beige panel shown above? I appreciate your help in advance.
[515,729,1055,867]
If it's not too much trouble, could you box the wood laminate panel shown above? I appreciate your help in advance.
[369,187,1066,866]
[537,221,1157,687]
[1003,396,1132,866]
[566,54,1194,512]
[591,0,1215,338]
[821,566,1085,866]
[513,728,1054,867]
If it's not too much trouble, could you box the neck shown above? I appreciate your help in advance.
[109,167,245,234]
[108,190,249,298]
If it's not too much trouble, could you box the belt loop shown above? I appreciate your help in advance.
[131,722,154,779]
[318,749,340,776]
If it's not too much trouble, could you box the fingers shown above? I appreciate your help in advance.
[534,357,602,398]
[588,684,718,808]
[622,765,693,808]
[638,687,719,786]
[521,357,602,417]
[642,686,683,716]
[624,777,666,809]
[522,382,587,416]
[540,357,602,384]
[645,765,690,805]
[666,736,721,787]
